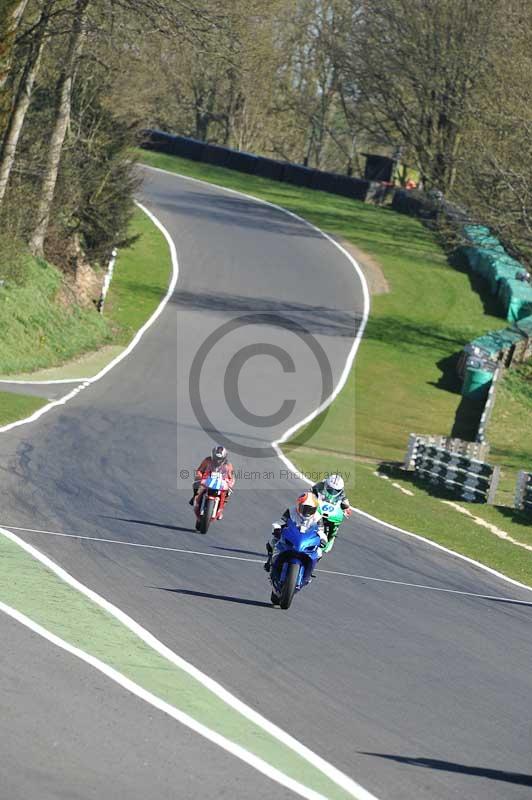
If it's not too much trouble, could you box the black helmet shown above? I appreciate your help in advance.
[211,445,227,467]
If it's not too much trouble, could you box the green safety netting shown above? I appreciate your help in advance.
[516,315,532,336]
[461,226,531,394]
[487,255,527,295]
[462,357,495,399]
[463,225,504,250]
[468,327,524,359]
[498,278,532,322]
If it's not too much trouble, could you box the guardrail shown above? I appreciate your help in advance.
[404,434,499,503]
[515,471,532,513]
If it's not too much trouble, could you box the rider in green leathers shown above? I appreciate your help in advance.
[311,474,351,553]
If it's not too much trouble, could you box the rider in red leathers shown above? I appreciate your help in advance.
[189,445,235,511]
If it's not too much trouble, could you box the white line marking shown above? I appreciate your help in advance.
[0,525,376,800]
[4,162,530,598]
[442,500,532,552]
[99,248,118,312]
[392,482,414,496]
[4,523,531,606]
[0,377,85,385]
[143,166,532,598]
[0,601,333,800]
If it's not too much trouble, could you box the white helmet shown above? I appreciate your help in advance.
[324,474,344,501]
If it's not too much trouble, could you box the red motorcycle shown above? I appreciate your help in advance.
[194,471,230,534]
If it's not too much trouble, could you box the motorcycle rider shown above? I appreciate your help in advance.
[311,473,351,546]
[311,474,351,511]
[189,445,235,516]
[263,492,327,572]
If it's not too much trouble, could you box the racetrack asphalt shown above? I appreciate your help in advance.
[1,166,532,799]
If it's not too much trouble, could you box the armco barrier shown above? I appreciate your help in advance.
[515,471,532,513]
[410,440,499,503]
[140,129,377,202]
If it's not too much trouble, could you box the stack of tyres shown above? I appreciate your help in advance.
[461,356,496,399]
[498,278,532,322]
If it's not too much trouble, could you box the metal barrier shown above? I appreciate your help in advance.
[404,434,498,503]
[515,472,532,513]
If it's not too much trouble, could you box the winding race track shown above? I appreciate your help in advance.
[1,166,532,799]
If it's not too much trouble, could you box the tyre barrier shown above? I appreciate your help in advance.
[411,441,499,504]
[476,366,502,444]
[139,129,379,202]
[515,472,532,513]
[404,434,490,471]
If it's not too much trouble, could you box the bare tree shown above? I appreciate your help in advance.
[29,0,90,256]
[0,0,55,204]
[454,0,532,265]
[0,0,29,91]
[348,0,500,192]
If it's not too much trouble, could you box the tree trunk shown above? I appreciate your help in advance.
[29,0,90,257]
[0,0,54,206]
[0,0,29,91]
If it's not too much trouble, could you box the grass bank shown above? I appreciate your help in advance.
[139,150,532,586]
[0,391,47,427]
[0,257,111,375]
[0,205,172,423]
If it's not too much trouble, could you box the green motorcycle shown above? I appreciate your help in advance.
[318,498,348,553]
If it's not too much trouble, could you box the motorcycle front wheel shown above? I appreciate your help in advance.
[280,563,300,609]
[199,497,215,534]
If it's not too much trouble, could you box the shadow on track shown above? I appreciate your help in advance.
[211,545,265,557]
[153,587,273,608]
[359,753,532,787]
[172,289,362,339]
[102,516,195,534]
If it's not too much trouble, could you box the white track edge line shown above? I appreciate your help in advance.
[0,201,177,396]
[5,523,531,605]
[0,179,378,798]
[0,544,375,795]
[144,165,532,598]
[0,600,332,800]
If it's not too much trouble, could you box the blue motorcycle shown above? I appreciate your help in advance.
[269,518,322,609]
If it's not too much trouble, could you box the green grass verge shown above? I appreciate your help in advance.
[0,529,357,800]
[0,391,47,426]
[104,207,171,344]
[0,258,111,375]
[140,150,532,585]
[0,207,171,377]
[0,207,171,423]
